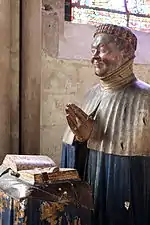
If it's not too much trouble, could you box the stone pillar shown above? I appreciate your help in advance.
[0,0,11,162]
[10,0,20,154]
[20,0,41,154]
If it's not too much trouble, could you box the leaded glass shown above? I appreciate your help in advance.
[80,0,90,5]
[72,0,79,3]
[68,0,150,32]
[72,0,126,11]
[91,0,125,12]
[72,7,127,26]
[127,0,150,15]
[129,15,150,31]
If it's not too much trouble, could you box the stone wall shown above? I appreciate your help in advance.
[41,51,150,164]
[42,0,64,35]
[42,0,64,58]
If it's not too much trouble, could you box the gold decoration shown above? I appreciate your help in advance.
[14,199,27,225]
[0,192,11,213]
[40,201,65,225]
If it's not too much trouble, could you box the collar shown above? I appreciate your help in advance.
[99,59,136,90]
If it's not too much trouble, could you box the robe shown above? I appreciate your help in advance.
[61,78,150,225]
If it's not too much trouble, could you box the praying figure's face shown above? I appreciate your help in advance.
[91,33,125,77]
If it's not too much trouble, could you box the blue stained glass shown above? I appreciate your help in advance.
[80,0,90,5]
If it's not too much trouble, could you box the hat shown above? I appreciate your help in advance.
[94,24,137,51]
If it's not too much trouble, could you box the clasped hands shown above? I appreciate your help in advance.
[65,104,94,142]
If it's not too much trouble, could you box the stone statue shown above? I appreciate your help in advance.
[61,24,150,225]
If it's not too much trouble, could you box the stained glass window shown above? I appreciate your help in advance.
[127,0,150,15]
[71,7,127,26]
[65,0,150,32]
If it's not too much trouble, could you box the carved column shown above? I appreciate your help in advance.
[20,0,42,154]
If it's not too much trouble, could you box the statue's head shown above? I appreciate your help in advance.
[91,24,137,77]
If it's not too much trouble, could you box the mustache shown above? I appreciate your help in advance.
[91,57,109,66]
[91,56,100,64]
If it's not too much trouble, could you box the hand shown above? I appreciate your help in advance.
[65,104,94,142]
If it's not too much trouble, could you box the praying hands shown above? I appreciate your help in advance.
[65,104,94,142]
